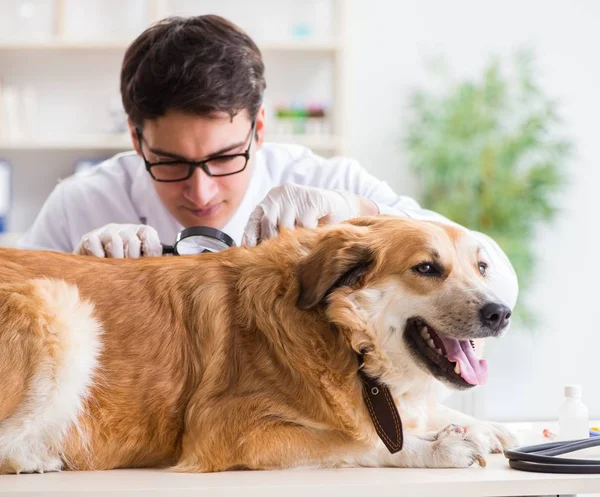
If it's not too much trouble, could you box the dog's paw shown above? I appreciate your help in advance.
[464,422,519,454]
[428,424,487,468]
[0,455,62,474]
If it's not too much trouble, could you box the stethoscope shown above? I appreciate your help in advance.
[505,436,600,473]
[161,226,235,255]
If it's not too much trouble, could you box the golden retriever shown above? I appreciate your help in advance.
[0,216,517,474]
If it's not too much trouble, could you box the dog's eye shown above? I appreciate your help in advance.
[478,262,488,276]
[413,262,442,277]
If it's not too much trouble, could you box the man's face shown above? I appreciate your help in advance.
[130,109,265,229]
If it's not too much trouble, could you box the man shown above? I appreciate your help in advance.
[19,15,517,308]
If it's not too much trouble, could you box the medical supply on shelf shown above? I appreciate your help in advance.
[273,102,330,136]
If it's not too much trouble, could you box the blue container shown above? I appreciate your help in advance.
[0,160,11,234]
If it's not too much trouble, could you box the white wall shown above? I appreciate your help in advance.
[344,0,600,420]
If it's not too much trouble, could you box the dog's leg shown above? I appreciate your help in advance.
[0,279,102,474]
[348,425,490,468]
[174,414,489,471]
[174,419,372,472]
[425,404,518,453]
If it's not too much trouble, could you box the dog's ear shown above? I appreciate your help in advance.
[296,227,376,310]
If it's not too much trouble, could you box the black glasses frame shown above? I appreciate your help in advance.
[136,121,256,183]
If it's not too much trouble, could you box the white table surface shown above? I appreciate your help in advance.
[1,454,600,497]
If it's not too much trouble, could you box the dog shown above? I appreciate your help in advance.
[0,216,517,474]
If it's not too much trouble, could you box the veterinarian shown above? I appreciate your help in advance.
[19,15,518,308]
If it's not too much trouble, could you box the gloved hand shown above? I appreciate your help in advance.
[74,223,162,258]
[242,184,363,247]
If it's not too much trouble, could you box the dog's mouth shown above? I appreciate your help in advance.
[404,318,488,389]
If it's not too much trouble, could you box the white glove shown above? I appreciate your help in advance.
[74,223,163,258]
[242,184,362,247]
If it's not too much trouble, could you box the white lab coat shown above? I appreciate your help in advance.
[19,143,518,308]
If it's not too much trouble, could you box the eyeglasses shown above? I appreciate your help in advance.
[136,121,255,182]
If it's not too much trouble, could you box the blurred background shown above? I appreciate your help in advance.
[0,0,598,423]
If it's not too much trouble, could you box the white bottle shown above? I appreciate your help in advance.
[558,385,589,441]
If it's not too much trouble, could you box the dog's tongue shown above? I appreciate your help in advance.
[438,337,488,385]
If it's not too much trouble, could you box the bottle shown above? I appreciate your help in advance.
[558,385,589,441]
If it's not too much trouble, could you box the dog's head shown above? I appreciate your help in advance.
[296,217,513,390]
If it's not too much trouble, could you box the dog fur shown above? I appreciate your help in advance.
[0,216,517,473]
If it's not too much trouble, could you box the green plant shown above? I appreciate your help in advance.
[404,50,572,323]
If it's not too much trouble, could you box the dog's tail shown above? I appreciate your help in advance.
[0,279,103,473]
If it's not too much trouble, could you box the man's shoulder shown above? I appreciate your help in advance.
[258,142,360,186]
[259,142,334,177]
[259,142,314,168]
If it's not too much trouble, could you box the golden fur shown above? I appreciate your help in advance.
[0,217,517,473]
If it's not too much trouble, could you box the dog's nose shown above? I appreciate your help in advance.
[479,302,512,333]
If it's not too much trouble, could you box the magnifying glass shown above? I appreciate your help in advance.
[162,226,235,255]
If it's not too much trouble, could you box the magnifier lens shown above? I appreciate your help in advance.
[175,235,230,255]
[172,227,235,255]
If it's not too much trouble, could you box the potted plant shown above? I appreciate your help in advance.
[404,50,572,323]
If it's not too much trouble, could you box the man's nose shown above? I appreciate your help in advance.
[184,167,217,204]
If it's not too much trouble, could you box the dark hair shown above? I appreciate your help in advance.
[121,15,266,128]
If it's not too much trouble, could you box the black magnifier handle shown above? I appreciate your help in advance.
[162,243,176,255]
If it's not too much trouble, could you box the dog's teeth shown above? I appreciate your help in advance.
[436,348,443,355]
[420,327,430,339]
[454,363,461,375]
[427,339,435,349]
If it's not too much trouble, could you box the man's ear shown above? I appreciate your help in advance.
[254,106,266,149]
[128,120,142,156]
[296,227,376,310]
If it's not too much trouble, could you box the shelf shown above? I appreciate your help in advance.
[0,134,341,152]
[261,41,340,53]
[0,135,132,151]
[0,40,133,50]
[0,40,340,53]
[267,134,341,150]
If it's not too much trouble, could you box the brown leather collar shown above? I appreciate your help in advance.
[358,355,404,453]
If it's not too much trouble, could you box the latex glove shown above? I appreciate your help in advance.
[242,184,362,247]
[74,223,162,258]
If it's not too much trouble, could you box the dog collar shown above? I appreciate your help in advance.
[358,355,404,454]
